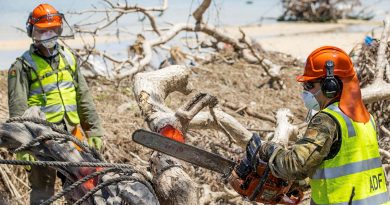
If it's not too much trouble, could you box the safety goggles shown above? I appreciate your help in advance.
[32,27,61,41]
[302,80,321,91]
[32,13,74,39]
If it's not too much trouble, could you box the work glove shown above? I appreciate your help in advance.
[15,151,35,171]
[88,136,102,151]
[258,141,279,162]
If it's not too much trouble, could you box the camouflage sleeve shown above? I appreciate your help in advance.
[260,112,339,180]
[75,60,105,137]
[7,59,29,118]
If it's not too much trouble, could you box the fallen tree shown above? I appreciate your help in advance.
[132,65,302,204]
[68,0,288,88]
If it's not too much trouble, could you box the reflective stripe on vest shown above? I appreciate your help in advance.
[311,192,390,205]
[29,81,74,96]
[310,102,389,205]
[41,104,78,113]
[326,104,356,137]
[23,47,80,124]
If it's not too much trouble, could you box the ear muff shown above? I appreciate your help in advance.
[321,60,341,98]
[26,12,33,38]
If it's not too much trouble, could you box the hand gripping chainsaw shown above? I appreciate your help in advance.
[132,129,303,204]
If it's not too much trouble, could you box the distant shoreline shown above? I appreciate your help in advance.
[0,19,383,70]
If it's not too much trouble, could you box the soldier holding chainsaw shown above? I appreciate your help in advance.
[7,4,104,204]
[235,46,389,204]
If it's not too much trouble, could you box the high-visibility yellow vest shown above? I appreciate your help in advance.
[310,102,390,205]
[22,47,80,124]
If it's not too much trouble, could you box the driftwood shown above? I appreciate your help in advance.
[132,65,298,204]
[69,0,285,87]
[278,0,365,22]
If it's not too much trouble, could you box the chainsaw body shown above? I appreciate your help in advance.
[229,159,303,205]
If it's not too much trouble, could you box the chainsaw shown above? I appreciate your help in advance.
[132,129,303,205]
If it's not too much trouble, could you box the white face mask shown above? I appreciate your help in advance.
[41,38,58,49]
[301,89,321,111]
[33,29,58,49]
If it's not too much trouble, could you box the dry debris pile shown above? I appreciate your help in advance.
[278,0,369,22]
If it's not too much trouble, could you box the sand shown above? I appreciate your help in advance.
[0,19,384,69]
[225,19,383,60]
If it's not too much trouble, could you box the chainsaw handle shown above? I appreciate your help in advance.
[248,165,270,200]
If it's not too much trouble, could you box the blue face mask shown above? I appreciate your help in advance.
[301,89,321,111]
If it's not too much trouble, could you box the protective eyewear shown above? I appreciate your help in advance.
[32,27,61,41]
[302,81,321,91]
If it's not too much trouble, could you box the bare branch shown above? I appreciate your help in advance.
[361,15,390,103]
[374,15,390,82]
[192,0,212,24]
[70,0,168,14]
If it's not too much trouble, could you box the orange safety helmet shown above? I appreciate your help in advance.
[297,46,370,123]
[26,4,63,37]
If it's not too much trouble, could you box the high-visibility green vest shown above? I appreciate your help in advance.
[22,47,80,124]
[310,102,390,205]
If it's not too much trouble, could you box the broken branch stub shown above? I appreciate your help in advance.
[133,65,193,132]
[272,108,298,147]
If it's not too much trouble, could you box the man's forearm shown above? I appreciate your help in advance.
[76,67,104,137]
[259,112,339,180]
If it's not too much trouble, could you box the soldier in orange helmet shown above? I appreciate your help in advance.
[234,46,390,204]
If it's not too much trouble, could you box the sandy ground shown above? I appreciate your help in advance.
[226,19,383,60]
[0,20,383,57]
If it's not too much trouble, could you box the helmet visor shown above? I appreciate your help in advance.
[32,13,74,39]
[32,26,61,41]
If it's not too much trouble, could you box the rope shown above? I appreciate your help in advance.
[0,159,154,204]
[73,175,148,205]
[3,117,155,204]
[15,134,92,154]
[41,167,124,205]
[0,159,134,169]
[7,117,103,161]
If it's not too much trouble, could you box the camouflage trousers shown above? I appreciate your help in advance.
[29,120,73,205]
[29,166,57,205]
